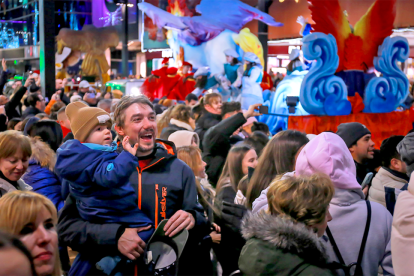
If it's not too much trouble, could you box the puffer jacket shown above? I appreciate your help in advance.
[368,167,408,208]
[22,138,64,210]
[239,212,334,276]
[391,177,414,276]
[23,162,64,211]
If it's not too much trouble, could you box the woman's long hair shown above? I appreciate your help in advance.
[0,191,62,276]
[170,104,193,125]
[156,106,175,138]
[216,145,254,196]
[245,130,309,210]
[287,57,301,72]
[176,146,215,213]
[243,62,255,77]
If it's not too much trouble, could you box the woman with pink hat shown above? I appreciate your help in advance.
[295,132,393,275]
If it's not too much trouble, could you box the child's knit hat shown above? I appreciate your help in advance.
[66,102,112,142]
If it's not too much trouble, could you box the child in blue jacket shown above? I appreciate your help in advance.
[55,102,153,274]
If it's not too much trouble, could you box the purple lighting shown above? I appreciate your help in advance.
[0,20,27,24]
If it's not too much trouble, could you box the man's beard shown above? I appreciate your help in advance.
[137,141,155,154]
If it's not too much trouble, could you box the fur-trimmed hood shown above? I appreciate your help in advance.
[29,137,56,171]
[241,212,329,266]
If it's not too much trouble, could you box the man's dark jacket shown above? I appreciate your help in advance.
[57,140,207,275]
[203,113,246,186]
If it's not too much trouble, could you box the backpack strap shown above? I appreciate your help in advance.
[326,200,372,275]
[325,226,345,266]
[354,200,371,274]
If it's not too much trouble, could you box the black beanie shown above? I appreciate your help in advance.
[336,122,371,148]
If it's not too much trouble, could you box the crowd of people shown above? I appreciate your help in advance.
[0,57,414,276]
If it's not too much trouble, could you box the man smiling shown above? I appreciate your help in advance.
[58,96,204,275]
[337,122,376,187]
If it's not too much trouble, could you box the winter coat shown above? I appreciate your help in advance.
[23,162,64,211]
[391,177,414,276]
[57,140,206,276]
[22,106,42,119]
[0,176,32,198]
[214,185,247,275]
[295,133,394,276]
[56,139,153,231]
[21,137,64,210]
[203,113,246,186]
[239,212,335,276]
[160,118,193,140]
[195,111,221,149]
[368,167,408,208]
[2,86,26,120]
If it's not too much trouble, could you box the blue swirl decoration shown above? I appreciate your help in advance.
[363,36,410,113]
[300,33,351,116]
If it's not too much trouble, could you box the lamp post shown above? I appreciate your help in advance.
[39,0,55,99]
[121,1,129,77]
[258,0,273,72]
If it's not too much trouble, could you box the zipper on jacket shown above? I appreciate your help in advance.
[137,168,142,209]
[155,184,159,228]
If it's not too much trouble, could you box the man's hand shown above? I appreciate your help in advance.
[164,210,195,237]
[0,105,5,115]
[362,186,369,197]
[24,78,33,88]
[2,59,6,72]
[243,103,262,119]
[51,93,60,101]
[209,231,221,244]
[118,226,151,260]
[212,223,221,233]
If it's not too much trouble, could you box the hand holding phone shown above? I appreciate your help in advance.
[259,105,269,115]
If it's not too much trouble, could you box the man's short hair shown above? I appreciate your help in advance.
[221,101,241,117]
[114,95,153,128]
[185,93,198,103]
[27,93,40,107]
[380,135,404,168]
[251,122,269,135]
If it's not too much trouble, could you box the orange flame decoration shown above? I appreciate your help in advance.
[167,0,198,17]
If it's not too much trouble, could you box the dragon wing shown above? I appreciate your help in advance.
[308,0,352,72]
[196,0,283,33]
[353,0,397,70]
[138,2,187,31]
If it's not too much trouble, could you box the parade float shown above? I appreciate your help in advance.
[140,0,411,145]
[138,0,283,103]
[261,0,412,146]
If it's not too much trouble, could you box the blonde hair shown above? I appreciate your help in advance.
[267,174,334,226]
[176,146,216,208]
[0,191,61,276]
[0,130,32,160]
[170,104,192,124]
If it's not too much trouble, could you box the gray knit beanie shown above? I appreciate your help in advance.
[397,133,414,176]
[336,122,371,148]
